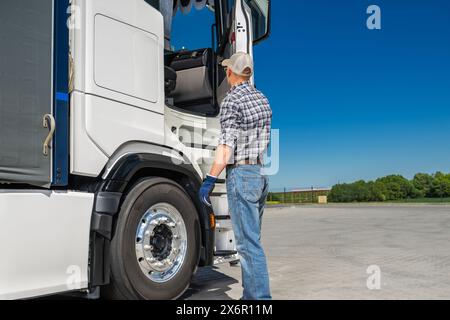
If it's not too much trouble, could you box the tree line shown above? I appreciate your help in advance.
[328,172,450,203]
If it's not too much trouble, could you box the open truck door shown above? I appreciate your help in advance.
[216,0,271,102]
[0,0,69,188]
[227,0,271,54]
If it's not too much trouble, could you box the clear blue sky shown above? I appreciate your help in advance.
[172,0,450,191]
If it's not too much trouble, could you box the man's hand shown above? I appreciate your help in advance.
[199,174,218,207]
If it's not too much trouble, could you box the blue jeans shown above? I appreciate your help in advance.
[226,165,272,300]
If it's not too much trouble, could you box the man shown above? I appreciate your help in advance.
[199,52,273,300]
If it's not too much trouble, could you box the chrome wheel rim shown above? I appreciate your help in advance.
[135,203,187,283]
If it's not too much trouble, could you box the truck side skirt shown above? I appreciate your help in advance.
[0,191,94,300]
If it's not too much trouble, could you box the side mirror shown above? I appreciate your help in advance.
[247,0,271,44]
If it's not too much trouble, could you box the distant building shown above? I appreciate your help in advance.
[269,187,332,204]
[291,187,332,193]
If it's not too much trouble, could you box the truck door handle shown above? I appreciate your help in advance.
[42,114,56,156]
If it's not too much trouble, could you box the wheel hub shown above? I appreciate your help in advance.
[135,203,187,283]
[150,224,173,260]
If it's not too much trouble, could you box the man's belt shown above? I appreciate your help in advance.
[228,158,263,167]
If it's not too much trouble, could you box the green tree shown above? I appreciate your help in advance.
[430,172,450,198]
[367,181,386,201]
[413,173,434,197]
[352,180,370,202]
[329,172,449,203]
[375,175,418,200]
[329,183,353,202]
[329,180,385,202]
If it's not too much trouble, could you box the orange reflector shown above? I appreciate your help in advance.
[209,214,216,230]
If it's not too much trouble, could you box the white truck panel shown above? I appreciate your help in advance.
[164,106,226,180]
[70,0,165,177]
[211,195,236,254]
[0,191,94,300]
[84,94,165,157]
[73,0,164,114]
[70,91,109,177]
[94,14,160,104]
[71,92,165,177]
[234,0,254,59]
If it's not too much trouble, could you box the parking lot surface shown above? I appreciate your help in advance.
[185,204,450,300]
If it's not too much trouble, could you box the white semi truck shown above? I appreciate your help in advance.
[0,0,270,299]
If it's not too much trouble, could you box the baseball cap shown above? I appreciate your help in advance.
[221,52,254,77]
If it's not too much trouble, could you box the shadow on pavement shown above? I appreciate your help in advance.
[181,266,239,300]
[35,266,240,300]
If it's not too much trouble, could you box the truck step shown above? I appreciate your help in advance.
[214,250,238,257]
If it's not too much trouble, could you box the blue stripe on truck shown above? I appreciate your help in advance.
[52,0,70,187]
[56,92,69,102]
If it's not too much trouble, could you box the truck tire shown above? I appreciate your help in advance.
[103,177,201,300]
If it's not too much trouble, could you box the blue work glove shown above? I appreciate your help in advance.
[199,175,217,207]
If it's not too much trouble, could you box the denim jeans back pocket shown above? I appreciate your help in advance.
[242,176,264,203]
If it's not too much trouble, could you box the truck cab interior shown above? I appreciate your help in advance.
[165,47,218,116]
[146,0,270,117]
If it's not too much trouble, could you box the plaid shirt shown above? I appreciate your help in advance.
[219,81,272,164]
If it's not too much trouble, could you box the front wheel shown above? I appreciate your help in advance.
[103,178,201,300]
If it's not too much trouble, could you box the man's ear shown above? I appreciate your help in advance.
[226,69,233,84]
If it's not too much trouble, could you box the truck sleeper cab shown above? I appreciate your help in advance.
[0,0,270,300]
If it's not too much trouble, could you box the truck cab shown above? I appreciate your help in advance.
[0,0,270,300]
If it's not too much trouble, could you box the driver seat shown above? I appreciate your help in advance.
[164,66,177,95]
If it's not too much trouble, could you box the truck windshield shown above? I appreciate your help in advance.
[171,7,216,51]
[147,0,217,51]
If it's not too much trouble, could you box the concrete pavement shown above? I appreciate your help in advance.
[185,204,450,300]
